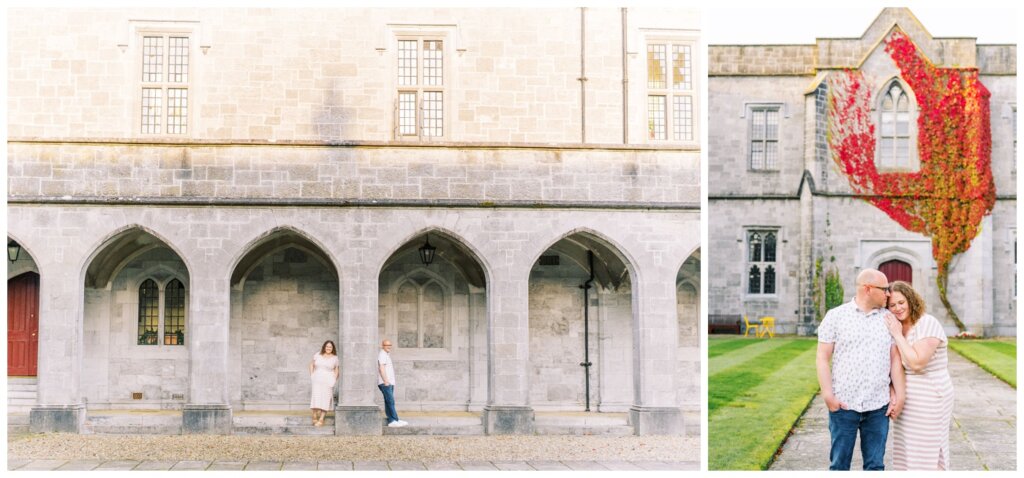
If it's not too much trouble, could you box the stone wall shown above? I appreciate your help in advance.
[527,254,633,411]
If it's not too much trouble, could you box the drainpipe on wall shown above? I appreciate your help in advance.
[579,250,595,412]
[621,7,629,144]
[579,7,588,144]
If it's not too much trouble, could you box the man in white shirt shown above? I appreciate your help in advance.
[816,268,906,470]
[378,339,407,427]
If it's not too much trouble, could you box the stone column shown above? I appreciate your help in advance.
[334,268,381,435]
[630,267,683,435]
[182,262,232,434]
[482,270,534,434]
[30,262,86,433]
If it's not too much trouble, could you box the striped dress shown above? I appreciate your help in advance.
[892,314,954,470]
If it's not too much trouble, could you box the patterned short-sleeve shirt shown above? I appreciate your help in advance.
[817,299,895,412]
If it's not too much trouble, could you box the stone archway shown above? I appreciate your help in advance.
[228,229,339,410]
[81,228,191,409]
[528,231,634,412]
[377,230,488,411]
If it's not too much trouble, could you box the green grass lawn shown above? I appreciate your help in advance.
[708,336,820,471]
[948,339,1016,388]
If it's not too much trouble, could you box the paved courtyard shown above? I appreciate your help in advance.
[8,434,699,471]
[770,349,1016,471]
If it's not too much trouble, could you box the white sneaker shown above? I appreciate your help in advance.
[387,421,402,427]
[397,420,409,426]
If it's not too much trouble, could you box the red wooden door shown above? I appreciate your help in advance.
[8,272,39,376]
[879,260,912,285]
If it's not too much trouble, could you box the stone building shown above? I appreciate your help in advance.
[6,8,700,436]
[708,8,1016,336]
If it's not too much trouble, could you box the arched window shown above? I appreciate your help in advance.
[746,230,779,295]
[395,276,447,349]
[164,279,186,345]
[138,279,159,345]
[137,277,187,346]
[879,82,913,169]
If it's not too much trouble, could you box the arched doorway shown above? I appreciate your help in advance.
[879,259,912,285]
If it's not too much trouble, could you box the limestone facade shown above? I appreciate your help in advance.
[7,7,700,436]
[709,8,1016,336]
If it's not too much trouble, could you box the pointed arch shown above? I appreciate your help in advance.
[875,76,919,170]
[526,226,640,290]
[81,224,192,289]
[228,225,340,287]
[375,226,491,289]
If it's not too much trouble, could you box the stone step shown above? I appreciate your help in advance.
[380,415,483,435]
[534,425,635,436]
[7,384,38,392]
[232,414,336,436]
[84,412,183,435]
[7,393,37,401]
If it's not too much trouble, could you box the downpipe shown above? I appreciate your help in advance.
[579,250,595,411]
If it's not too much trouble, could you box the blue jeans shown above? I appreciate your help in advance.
[378,384,399,423]
[828,406,889,470]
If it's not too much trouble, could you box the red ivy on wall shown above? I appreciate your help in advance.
[827,30,994,331]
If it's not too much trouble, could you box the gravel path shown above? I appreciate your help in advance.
[9,434,698,463]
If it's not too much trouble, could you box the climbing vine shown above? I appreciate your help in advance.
[827,30,994,331]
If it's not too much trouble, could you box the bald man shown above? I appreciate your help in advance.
[816,268,906,470]
[378,339,407,427]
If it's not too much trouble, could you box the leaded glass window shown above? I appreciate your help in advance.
[396,37,445,139]
[747,230,778,295]
[647,40,695,141]
[750,107,780,170]
[138,279,159,345]
[164,279,186,345]
[140,34,190,135]
[879,82,912,169]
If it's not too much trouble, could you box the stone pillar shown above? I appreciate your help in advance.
[482,271,534,435]
[630,267,682,435]
[182,262,232,434]
[335,268,381,435]
[30,264,86,433]
[954,215,994,335]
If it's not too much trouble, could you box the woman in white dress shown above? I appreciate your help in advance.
[884,281,954,470]
[309,340,339,426]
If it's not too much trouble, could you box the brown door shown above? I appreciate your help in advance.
[8,272,39,376]
[879,260,912,285]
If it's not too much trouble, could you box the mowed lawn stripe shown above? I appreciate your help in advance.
[947,341,1017,388]
[709,340,817,415]
[709,343,819,470]
[708,337,764,359]
[708,338,794,376]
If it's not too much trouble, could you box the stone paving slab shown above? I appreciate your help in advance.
[133,460,178,470]
[353,460,389,470]
[563,460,609,470]
[494,461,535,470]
[771,349,1016,471]
[244,460,283,470]
[598,460,645,470]
[423,461,462,470]
[18,460,67,471]
[7,459,31,471]
[208,460,247,470]
[55,459,104,470]
[169,460,211,470]
[95,460,142,470]
[317,461,354,470]
[457,460,499,470]
[387,460,427,470]
[282,460,317,470]
[528,460,572,470]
